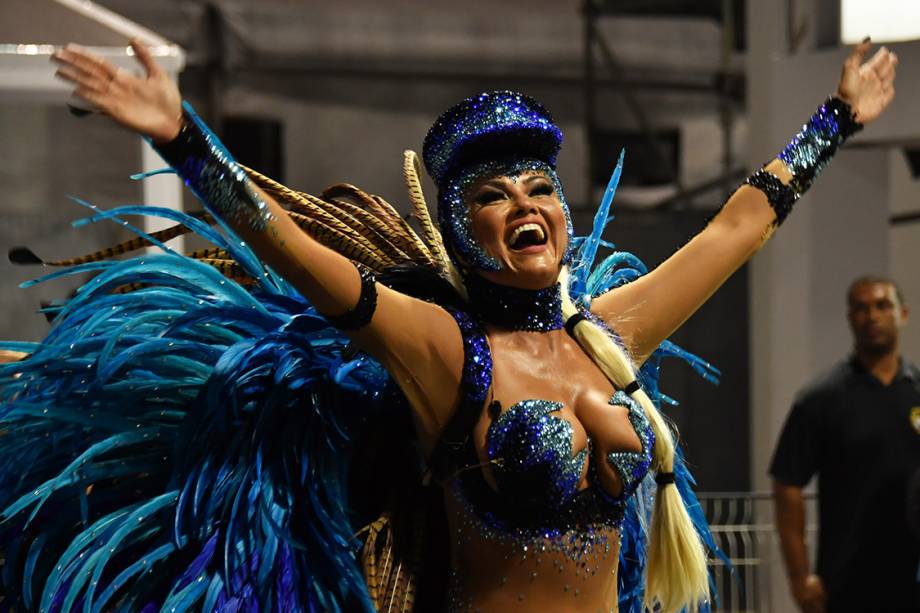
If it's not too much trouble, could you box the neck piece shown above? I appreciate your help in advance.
[464,273,564,332]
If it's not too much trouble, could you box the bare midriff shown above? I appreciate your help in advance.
[443,494,621,613]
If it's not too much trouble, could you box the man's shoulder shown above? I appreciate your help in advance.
[903,357,920,381]
[794,359,853,405]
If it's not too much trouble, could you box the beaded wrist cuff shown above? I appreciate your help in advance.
[779,96,863,196]
[320,266,378,330]
[153,102,274,232]
[745,169,798,226]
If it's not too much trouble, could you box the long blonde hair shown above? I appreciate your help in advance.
[447,260,709,613]
[557,267,709,613]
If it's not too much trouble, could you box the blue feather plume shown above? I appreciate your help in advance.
[1,147,725,612]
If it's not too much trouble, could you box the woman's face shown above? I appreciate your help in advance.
[465,170,568,289]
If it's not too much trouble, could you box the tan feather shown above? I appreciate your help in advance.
[321,185,430,264]
[403,150,449,269]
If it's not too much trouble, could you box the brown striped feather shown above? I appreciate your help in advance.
[36,216,211,266]
[322,185,432,265]
[403,150,449,268]
[285,212,392,270]
[332,190,432,264]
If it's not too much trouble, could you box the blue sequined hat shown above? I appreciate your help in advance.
[422,91,573,272]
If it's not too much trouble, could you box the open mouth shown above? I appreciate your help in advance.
[508,223,548,251]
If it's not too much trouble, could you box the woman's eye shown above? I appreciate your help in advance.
[475,190,505,205]
[530,183,554,197]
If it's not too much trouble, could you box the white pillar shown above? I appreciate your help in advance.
[141,69,184,254]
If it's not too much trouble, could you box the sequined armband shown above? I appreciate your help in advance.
[741,96,861,227]
[779,96,863,196]
[318,266,378,330]
[153,102,274,232]
[745,169,798,226]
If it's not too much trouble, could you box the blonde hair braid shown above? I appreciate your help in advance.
[557,267,709,613]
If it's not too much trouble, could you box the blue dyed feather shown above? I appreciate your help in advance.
[1,205,386,610]
[1,146,724,612]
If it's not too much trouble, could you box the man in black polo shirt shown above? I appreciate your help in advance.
[771,275,920,613]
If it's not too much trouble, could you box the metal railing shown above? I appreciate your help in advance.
[700,491,817,612]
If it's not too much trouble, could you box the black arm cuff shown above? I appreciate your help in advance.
[320,266,379,330]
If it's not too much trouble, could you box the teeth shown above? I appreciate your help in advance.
[509,223,545,246]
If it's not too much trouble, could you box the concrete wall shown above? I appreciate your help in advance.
[0,103,139,341]
[747,0,920,608]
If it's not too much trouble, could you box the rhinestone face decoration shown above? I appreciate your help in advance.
[438,157,574,272]
[422,91,572,272]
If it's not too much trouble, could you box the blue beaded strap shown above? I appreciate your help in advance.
[424,307,492,484]
[153,102,274,233]
[779,95,863,196]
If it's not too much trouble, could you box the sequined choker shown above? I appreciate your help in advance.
[464,273,564,332]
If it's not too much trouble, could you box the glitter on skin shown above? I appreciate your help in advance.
[439,157,574,272]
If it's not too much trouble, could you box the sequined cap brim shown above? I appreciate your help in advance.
[423,91,563,187]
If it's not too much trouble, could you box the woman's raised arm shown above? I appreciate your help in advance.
[51,41,464,436]
[590,40,897,364]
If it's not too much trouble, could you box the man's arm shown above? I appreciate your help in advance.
[773,480,826,613]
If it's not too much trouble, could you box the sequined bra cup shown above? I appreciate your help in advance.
[442,307,655,541]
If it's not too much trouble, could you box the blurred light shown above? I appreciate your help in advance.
[841,0,920,44]
[0,44,57,55]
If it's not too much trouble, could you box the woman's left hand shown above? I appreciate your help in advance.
[837,38,898,125]
[51,39,182,144]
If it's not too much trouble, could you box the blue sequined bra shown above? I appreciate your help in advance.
[439,307,655,541]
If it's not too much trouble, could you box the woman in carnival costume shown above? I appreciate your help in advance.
[0,36,897,612]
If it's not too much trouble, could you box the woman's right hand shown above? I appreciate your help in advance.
[52,39,182,144]
[792,573,826,613]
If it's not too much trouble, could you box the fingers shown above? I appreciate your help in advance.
[73,86,107,111]
[866,46,891,73]
[846,37,873,69]
[52,44,117,81]
[882,85,896,108]
[54,65,103,93]
[876,50,898,81]
[54,58,122,101]
[129,39,161,78]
